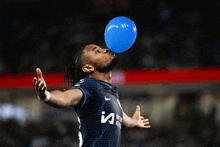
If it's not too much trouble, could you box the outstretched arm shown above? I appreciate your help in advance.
[33,68,83,108]
[122,105,150,128]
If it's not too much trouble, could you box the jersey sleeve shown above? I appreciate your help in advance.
[71,78,97,108]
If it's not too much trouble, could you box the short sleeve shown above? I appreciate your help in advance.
[70,78,97,108]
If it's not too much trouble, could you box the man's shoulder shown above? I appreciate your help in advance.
[74,77,98,87]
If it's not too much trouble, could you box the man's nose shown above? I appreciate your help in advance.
[103,48,110,53]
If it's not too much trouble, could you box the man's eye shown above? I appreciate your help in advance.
[96,50,100,53]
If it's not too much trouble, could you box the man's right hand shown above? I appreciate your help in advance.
[33,68,48,100]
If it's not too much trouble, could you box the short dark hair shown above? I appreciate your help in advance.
[64,48,89,88]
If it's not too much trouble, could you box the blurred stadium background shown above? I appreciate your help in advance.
[1,0,220,146]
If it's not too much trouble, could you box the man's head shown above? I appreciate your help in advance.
[82,44,118,73]
[65,44,118,86]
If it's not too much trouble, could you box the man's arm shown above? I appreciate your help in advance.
[122,105,150,128]
[33,68,83,108]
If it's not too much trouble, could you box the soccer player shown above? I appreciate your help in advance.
[33,44,150,147]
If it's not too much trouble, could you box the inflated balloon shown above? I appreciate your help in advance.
[104,16,137,53]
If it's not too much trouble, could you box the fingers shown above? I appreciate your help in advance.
[141,117,150,124]
[41,83,47,91]
[42,86,46,93]
[34,68,46,92]
[35,80,40,91]
[38,80,44,89]
[33,77,38,90]
[33,77,37,85]
[33,68,47,99]
[135,105,151,129]
[141,121,151,129]
[136,105,140,111]
[142,125,151,129]
[139,116,151,129]
[136,105,140,116]
[34,79,46,91]
[40,86,46,97]
[36,68,43,79]
[39,81,44,91]
[140,117,149,122]
[142,120,150,124]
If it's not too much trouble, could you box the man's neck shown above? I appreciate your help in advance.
[89,71,112,84]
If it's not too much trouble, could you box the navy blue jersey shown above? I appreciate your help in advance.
[71,77,123,147]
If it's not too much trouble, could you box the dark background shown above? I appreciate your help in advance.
[1,0,220,147]
[1,0,220,74]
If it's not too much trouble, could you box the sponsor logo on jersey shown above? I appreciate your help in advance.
[104,96,111,101]
[101,111,122,128]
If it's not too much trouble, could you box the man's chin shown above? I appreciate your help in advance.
[96,58,118,73]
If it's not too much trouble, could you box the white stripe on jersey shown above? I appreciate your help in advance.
[77,117,83,147]
[117,99,123,110]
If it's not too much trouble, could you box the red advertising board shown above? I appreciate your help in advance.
[1,67,220,89]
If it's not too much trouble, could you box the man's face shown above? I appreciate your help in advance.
[83,44,118,73]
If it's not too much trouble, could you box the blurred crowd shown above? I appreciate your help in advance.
[0,118,79,147]
[1,0,220,147]
[1,91,220,147]
[1,0,220,74]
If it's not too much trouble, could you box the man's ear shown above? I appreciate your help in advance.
[82,64,94,73]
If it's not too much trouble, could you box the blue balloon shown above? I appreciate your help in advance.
[104,16,137,53]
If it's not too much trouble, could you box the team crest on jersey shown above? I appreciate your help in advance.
[80,79,85,83]
[74,83,80,86]
[74,79,85,87]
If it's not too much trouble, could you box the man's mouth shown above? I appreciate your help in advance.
[109,51,115,56]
